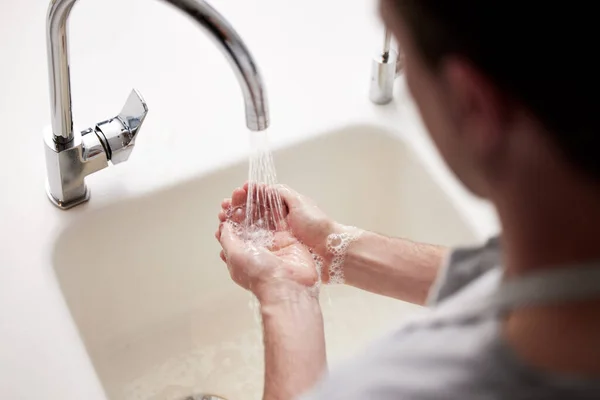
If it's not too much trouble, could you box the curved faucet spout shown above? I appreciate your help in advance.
[47,0,269,144]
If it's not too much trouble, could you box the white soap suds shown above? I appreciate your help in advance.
[325,228,362,284]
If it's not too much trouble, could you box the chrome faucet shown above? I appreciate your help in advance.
[44,0,269,209]
[369,29,403,105]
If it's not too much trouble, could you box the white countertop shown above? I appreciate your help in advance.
[0,0,498,398]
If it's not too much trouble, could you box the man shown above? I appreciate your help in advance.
[216,0,600,398]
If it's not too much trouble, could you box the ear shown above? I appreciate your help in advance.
[442,58,509,160]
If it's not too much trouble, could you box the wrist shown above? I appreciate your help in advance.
[318,224,364,285]
[255,280,319,307]
[313,221,356,258]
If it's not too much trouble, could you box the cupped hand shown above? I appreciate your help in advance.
[216,185,322,303]
[217,184,342,284]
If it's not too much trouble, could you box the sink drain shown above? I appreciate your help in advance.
[183,395,227,400]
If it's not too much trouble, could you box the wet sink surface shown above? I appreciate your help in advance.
[53,125,478,399]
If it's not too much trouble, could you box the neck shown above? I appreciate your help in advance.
[495,166,600,278]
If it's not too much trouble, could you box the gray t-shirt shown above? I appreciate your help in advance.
[302,237,600,399]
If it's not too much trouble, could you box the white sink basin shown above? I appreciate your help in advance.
[53,125,478,400]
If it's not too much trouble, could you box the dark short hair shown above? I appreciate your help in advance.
[391,1,599,180]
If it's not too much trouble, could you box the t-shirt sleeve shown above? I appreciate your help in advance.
[427,236,502,306]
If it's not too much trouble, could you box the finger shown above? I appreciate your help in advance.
[221,198,232,209]
[277,184,303,211]
[231,207,245,224]
[220,250,226,262]
[246,184,271,225]
[215,221,226,240]
[247,183,280,210]
[244,183,289,228]
[245,182,269,198]
[232,187,247,208]
[218,210,227,222]
[219,222,243,255]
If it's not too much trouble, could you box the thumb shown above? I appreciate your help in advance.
[277,184,305,210]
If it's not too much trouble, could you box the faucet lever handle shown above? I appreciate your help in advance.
[95,89,149,165]
[118,89,148,139]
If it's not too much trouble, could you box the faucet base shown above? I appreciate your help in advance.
[46,181,90,210]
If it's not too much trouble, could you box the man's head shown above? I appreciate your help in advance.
[380,1,598,198]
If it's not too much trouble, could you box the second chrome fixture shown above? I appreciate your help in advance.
[369,29,404,105]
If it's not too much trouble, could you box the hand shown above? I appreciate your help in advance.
[216,186,320,303]
[275,185,339,254]
[218,184,343,283]
[217,187,328,400]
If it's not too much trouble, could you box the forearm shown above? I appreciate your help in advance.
[259,285,327,400]
[343,230,448,305]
